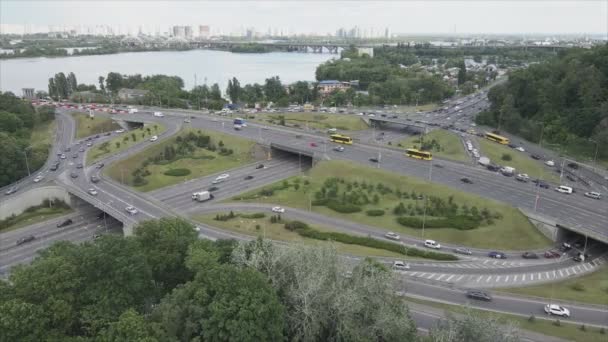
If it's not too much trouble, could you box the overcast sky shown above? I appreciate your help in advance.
[2,1,606,35]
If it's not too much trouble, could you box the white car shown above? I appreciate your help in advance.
[424,239,441,249]
[88,188,98,196]
[544,304,570,318]
[153,112,164,117]
[271,206,285,213]
[149,135,158,142]
[515,146,525,152]
[555,185,573,194]
[584,191,602,200]
[385,232,401,241]
[33,174,44,183]
[545,160,555,167]
[368,114,375,117]
[184,118,191,123]
[392,261,410,270]
[212,173,230,184]
[125,206,138,215]
[115,129,125,134]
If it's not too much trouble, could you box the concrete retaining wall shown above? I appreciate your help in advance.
[519,208,564,242]
[0,186,72,220]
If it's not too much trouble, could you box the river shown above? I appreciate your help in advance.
[0,49,334,95]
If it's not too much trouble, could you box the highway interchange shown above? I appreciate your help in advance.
[1,94,607,334]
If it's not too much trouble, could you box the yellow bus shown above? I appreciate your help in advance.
[485,132,510,145]
[405,148,433,160]
[330,134,353,145]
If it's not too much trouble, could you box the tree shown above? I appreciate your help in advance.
[226,77,242,103]
[134,218,198,295]
[97,309,161,342]
[67,72,78,95]
[232,240,417,341]
[264,76,286,103]
[427,311,521,342]
[48,78,57,99]
[105,72,124,94]
[210,83,222,100]
[98,76,106,94]
[54,72,69,99]
[290,81,312,104]
[458,59,467,86]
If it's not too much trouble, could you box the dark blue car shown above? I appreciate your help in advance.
[488,251,507,259]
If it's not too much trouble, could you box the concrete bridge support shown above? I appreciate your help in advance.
[0,186,72,220]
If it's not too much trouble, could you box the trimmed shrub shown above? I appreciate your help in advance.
[163,168,191,177]
[326,201,361,213]
[284,220,309,231]
[240,213,266,219]
[501,153,512,161]
[366,209,385,217]
[396,215,481,230]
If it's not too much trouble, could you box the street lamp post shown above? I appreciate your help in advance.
[22,147,32,177]
[421,159,433,239]
[589,139,599,168]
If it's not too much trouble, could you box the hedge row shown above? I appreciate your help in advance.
[163,168,191,177]
[313,199,362,213]
[240,212,266,219]
[284,221,457,261]
[396,215,481,230]
[366,209,385,216]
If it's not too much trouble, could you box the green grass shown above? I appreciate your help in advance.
[404,296,607,342]
[399,130,469,162]
[231,160,552,250]
[478,139,560,183]
[86,123,166,165]
[106,128,256,192]
[72,112,122,139]
[0,207,73,233]
[498,266,608,306]
[251,112,369,131]
[30,119,56,150]
[194,213,410,259]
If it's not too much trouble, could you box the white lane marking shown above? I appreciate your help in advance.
[559,270,564,277]
[485,276,492,283]
[427,273,436,279]
[476,276,483,283]
[483,259,489,264]
[565,268,571,276]
[576,265,584,272]
[436,274,446,281]
[522,274,526,281]
[419,273,427,278]
[505,275,510,282]
[455,275,464,282]
[446,275,454,282]
[496,276,501,282]
[583,264,591,271]
[410,272,419,276]
[552,270,556,278]
[544,272,549,279]
[514,275,519,282]
[571,267,577,275]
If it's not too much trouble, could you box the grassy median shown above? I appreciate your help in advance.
[251,112,369,131]
[106,128,255,192]
[194,213,416,259]
[399,130,469,162]
[231,160,551,250]
[86,123,166,165]
[0,202,72,233]
[478,139,560,182]
[72,112,122,139]
[498,267,608,306]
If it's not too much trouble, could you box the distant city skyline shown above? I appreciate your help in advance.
[1,1,607,36]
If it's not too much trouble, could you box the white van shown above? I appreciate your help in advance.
[424,239,441,249]
[212,173,230,184]
[153,111,164,117]
[327,128,337,133]
[555,185,573,194]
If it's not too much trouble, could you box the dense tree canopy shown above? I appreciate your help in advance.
[0,92,55,187]
[477,44,608,159]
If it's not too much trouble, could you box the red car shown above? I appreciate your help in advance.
[544,250,561,259]
[310,142,318,147]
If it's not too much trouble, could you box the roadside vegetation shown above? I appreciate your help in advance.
[478,139,560,182]
[498,267,608,306]
[407,295,608,342]
[477,44,608,165]
[195,212,406,258]
[195,212,455,260]
[71,112,121,139]
[232,160,551,250]
[86,123,165,164]
[399,129,469,162]
[0,199,71,233]
[106,128,255,192]
[0,93,56,187]
[253,112,369,131]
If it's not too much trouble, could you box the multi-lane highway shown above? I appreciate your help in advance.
[1,98,607,332]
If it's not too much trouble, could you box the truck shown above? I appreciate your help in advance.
[192,191,214,202]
